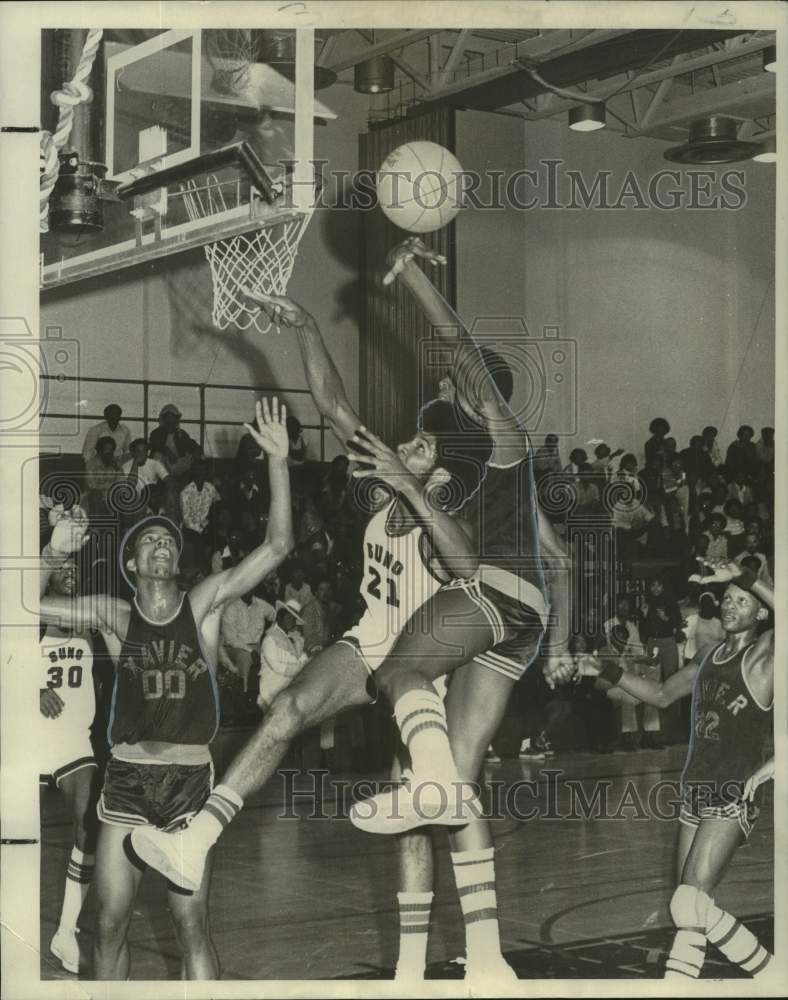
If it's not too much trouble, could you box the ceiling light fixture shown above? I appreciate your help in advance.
[354,55,395,94]
[568,102,606,132]
[763,45,776,73]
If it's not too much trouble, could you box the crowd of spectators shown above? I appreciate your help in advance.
[46,401,775,761]
[516,418,775,757]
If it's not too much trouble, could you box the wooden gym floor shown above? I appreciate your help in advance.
[40,743,773,981]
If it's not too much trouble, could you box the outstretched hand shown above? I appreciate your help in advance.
[347,426,415,490]
[542,651,578,689]
[688,558,741,586]
[48,504,90,555]
[243,397,289,461]
[383,237,447,287]
[241,288,312,329]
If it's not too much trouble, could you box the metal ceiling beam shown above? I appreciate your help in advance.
[325,29,440,73]
[509,36,773,122]
[421,28,631,102]
[630,74,776,134]
[420,29,741,112]
[436,29,472,89]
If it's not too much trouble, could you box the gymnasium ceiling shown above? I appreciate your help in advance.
[320,27,777,144]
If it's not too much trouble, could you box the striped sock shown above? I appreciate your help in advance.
[57,846,95,933]
[451,847,503,965]
[187,783,244,847]
[394,688,460,785]
[665,929,706,978]
[706,902,772,977]
[395,891,433,979]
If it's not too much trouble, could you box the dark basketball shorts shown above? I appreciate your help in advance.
[443,575,545,681]
[97,755,214,832]
[679,784,760,840]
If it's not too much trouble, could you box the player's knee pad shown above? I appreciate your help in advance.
[670,884,703,929]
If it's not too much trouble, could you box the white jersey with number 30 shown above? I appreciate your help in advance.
[341,499,448,672]
[39,626,96,775]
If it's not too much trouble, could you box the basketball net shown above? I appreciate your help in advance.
[181,174,312,334]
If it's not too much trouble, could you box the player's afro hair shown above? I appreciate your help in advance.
[418,399,493,512]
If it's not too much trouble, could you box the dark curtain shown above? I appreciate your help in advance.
[358,108,457,448]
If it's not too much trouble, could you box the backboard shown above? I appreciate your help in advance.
[40,28,336,290]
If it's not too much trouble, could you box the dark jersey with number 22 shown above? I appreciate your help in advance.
[109,594,219,746]
[682,641,772,802]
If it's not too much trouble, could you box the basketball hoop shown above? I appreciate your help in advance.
[180,173,312,333]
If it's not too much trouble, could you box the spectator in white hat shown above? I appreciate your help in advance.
[257,599,308,710]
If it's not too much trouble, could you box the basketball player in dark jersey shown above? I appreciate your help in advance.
[39,398,293,981]
[348,239,568,838]
[573,559,773,980]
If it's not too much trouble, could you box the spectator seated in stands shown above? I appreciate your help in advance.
[727,467,754,507]
[301,576,338,657]
[179,458,221,568]
[725,424,758,480]
[257,599,308,711]
[219,586,275,694]
[122,438,169,513]
[733,529,773,587]
[150,403,201,477]
[234,467,268,542]
[320,456,351,518]
[644,417,671,466]
[722,498,745,554]
[82,402,131,465]
[210,526,248,575]
[703,512,729,561]
[700,424,722,468]
[85,435,123,514]
[284,560,313,608]
[563,447,587,477]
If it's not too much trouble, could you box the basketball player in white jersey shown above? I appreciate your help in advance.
[39,521,100,975]
[568,559,774,981]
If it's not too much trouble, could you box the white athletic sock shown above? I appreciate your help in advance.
[57,846,95,934]
[394,688,460,785]
[705,901,772,976]
[395,891,433,978]
[451,847,503,965]
[187,783,244,847]
[665,929,706,978]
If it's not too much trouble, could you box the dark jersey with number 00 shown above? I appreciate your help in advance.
[682,641,772,802]
[109,594,219,746]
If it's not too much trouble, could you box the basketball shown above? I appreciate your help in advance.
[376,141,464,233]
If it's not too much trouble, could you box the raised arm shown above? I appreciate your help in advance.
[189,398,294,620]
[385,238,526,464]
[242,288,360,446]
